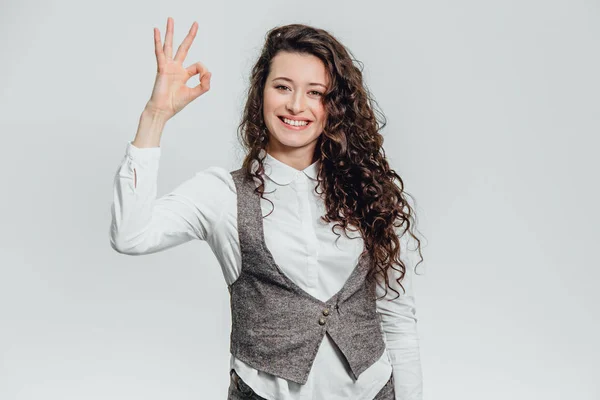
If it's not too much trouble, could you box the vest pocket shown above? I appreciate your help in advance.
[229,369,260,398]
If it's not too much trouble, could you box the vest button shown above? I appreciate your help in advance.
[318,317,326,325]
[322,309,330,316]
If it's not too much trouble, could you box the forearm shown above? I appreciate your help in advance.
[387,339,423,400]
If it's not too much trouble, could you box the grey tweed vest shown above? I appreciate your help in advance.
[227,168,386,385]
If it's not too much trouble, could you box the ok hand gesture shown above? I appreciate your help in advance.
[146,17,212,120]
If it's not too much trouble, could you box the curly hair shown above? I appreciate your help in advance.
[236,23,424,301]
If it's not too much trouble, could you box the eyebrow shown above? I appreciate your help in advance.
[272,76,327,89]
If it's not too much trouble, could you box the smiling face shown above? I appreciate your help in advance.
[262,51,329,165]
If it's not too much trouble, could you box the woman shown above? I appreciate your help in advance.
[110,17,424,400]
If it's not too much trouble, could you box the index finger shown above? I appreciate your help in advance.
[174,21,198,64]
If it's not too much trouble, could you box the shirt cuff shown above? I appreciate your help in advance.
[126,141,161,169]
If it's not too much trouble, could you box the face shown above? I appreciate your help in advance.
[262,51,329,161]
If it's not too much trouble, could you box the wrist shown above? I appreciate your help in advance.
[132,109,169,148]
[142,104,172,123]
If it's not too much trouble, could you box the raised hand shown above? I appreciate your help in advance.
[145,17,212,120]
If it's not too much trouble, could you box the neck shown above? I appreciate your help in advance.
[266,143,319,171]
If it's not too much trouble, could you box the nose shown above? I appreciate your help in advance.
[286,91,306,114]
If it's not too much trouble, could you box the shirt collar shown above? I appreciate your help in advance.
[261,152,320,186]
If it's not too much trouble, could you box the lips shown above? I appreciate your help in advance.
[277,116,312,130]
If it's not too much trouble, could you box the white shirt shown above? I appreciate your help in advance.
[110,141,423,400]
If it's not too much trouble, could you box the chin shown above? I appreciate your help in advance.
[273,136,314,149]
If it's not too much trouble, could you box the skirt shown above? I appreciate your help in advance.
[227,368,395,400]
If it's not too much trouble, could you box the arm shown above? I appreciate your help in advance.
[109,140,231,255]
[376,237,423,400]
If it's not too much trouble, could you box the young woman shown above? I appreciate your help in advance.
[110,17,424,400]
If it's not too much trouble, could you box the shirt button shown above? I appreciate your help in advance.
[322,309,330,316]
[318,317,326,325]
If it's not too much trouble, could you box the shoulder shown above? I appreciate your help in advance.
[193,166,238,193]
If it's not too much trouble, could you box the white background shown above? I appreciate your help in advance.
[0,0,598,399]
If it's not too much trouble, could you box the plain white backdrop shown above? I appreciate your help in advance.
[0,0,598,399]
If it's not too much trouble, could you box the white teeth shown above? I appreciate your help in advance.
[282,117,309,126]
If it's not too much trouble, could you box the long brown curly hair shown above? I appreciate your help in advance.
[236,23,424,301]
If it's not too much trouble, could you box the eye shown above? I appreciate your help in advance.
[275,85,323,97]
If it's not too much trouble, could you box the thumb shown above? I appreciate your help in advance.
[186,61,211,98]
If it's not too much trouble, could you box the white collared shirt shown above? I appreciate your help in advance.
[110,141,423,400]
